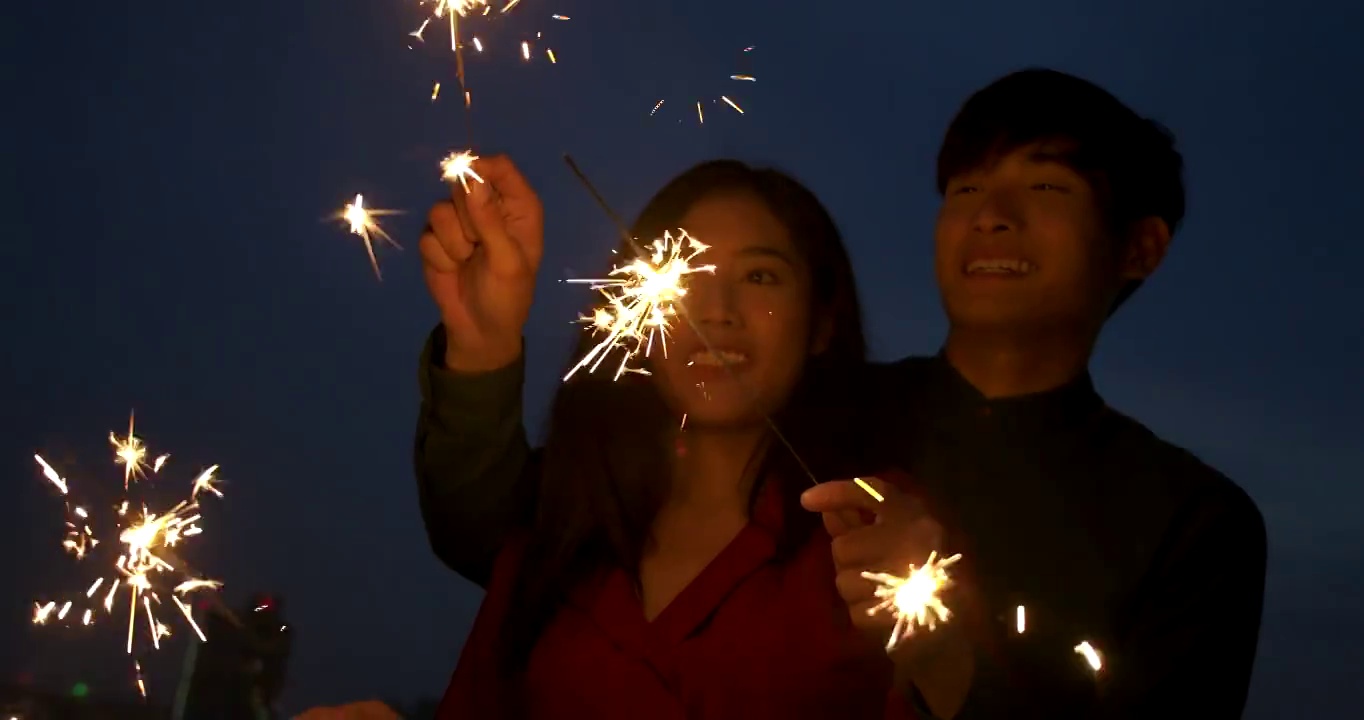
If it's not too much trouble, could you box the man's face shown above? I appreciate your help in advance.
[934,141,1135,336]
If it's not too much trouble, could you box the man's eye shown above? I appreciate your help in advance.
[1032,183,1068,192]
[951,185,979,195]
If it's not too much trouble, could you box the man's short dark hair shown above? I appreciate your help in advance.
[936,68,1186,312]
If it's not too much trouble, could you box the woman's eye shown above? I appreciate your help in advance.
[745,269,778,284]
[1032,183,1067,192]
[951,185,979,195]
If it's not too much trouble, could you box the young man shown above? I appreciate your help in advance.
[413,69,1266,718]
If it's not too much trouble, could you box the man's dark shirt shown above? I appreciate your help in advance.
[414,327,1267,718]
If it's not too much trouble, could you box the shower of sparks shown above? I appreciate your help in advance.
[335,194,402,281]
[563,229,715,381]
[440,149,485,191]
[651,46,755,124]
[30,416,227,696]
[1016,605,1026,633]
[861,551,964,651]
[410,1,568,102]
[1074,641,1103,672]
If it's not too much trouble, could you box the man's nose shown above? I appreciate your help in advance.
[971,188,1021,235]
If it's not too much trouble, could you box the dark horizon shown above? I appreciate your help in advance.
[5,0,1361,716]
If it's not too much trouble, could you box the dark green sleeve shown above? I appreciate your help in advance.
[414,325,539,588]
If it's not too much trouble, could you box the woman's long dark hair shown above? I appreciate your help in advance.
[497,160,870,683]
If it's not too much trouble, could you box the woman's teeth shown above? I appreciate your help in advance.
[688,350,748,367]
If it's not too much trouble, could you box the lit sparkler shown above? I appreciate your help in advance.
[650,46,755,124]
[861,551,963,651]
[440,149,486,191]
[335,194,402,281]
[563,229,715,381]
[30,414,227,696]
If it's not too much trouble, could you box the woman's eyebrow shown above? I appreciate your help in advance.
[734,245,797,266]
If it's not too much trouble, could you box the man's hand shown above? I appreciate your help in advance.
[293,699,402,720]
[802,476,974,718]
[420,154,543,372]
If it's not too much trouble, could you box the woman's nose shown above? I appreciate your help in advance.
[685,275,739,327]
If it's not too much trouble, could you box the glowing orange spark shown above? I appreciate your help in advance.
[651,46,754,124]
[853,477,885,502]
[1075,641,1103,671]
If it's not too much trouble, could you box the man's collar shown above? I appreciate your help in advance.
[925,351,1104,428]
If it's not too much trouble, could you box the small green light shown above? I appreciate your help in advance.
[70,681,89,698]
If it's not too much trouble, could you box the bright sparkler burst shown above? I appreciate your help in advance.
[336,194,402,281]
[31,414,226,696]
[440,149,486,191]
[410,0,569,104]
[650,46,755,124]
[564,229,715,381]
[862,551,964,651]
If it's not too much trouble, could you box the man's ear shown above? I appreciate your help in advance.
[1121,216,1172,281]
[810,311,834,356]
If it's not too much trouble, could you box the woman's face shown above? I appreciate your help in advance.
[652,190,827,429]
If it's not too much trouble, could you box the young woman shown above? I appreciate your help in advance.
[427,159,922,719]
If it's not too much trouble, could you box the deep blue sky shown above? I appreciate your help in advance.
[4,0,1361,715]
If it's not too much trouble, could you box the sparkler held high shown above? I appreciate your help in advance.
[327,150,480,282]
[333,3,566,280]
[31,413,228,696]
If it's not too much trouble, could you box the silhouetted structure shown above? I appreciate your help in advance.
[175,593,291,720]
[397,698,441,719]
[1,683,167,719]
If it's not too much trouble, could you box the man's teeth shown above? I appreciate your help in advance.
[966,258,1034,274]
[688,350,748,366]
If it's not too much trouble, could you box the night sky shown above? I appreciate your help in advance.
[5,0,1361,716]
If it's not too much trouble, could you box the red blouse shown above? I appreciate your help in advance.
[437,472,923,719]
